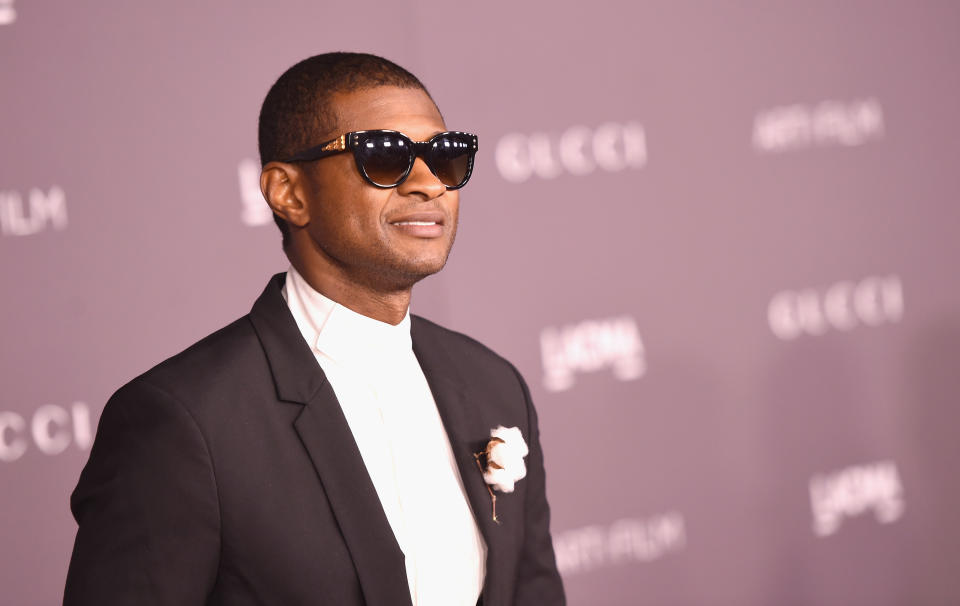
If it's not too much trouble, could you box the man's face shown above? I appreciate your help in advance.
[297,85,460,291]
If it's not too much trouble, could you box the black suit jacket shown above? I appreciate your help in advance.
[64,274,565,606]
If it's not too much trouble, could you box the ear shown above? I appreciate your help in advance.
[260,162,311,228]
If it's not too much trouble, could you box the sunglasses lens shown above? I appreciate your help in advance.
[429,135,473,187]
[357,133,413,186]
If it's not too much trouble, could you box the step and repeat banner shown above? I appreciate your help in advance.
[2,2,959,604]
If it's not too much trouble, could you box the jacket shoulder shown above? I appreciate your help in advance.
[114,315,266,409]
[411,315,522,377]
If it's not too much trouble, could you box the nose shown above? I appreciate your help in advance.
[396,156,446,200]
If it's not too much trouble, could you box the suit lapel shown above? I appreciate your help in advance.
[411,317,507,606]
[293,388,411,606]
[249,275,411,606]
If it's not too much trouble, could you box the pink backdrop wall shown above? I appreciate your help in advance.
[2,2,959,604]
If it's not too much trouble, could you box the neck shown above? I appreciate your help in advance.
[286,247,412,326]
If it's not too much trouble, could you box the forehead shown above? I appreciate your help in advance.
[328,86,446,140]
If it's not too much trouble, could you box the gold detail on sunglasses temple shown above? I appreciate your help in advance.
[320,134,346,152]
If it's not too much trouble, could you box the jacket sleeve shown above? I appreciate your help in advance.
[64,378,220,605]
[511,366,566,605]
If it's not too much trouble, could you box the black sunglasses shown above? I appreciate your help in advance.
[284,130,478,189]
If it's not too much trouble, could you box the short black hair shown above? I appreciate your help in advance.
[258,52,433,245]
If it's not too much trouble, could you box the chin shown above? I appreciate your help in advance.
[385,255,450,289]
[407,257,449,280]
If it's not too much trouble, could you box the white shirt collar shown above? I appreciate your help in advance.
[284,265,412,363]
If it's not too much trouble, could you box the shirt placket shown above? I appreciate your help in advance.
[368,364,421,605]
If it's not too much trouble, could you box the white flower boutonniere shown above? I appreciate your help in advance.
[473,426,529,524]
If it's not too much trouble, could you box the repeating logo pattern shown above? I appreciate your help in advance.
[238,158,272,227]
[495,122,646,183]
[540,315,646,392]
[553,512,687,575]
[0,402,94,462]
[0,0,15,26]
[768,275,903,340]
[0,186,67,236]
[809,460,905,537]
[753,98,884,153]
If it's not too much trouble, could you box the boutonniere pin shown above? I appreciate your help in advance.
[473,426,529,524]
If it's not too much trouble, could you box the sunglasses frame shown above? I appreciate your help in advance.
[284,129,479,190]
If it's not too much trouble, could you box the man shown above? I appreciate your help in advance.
[64,52,564,605]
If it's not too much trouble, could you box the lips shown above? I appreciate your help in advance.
[388,210,446,238]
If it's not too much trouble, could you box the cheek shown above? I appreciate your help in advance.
[310,164,384,226]
[322,207,378,247]
[448,198,461,232]
[314,185,386,239]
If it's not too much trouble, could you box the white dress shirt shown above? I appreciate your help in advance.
[282,266,486,606]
